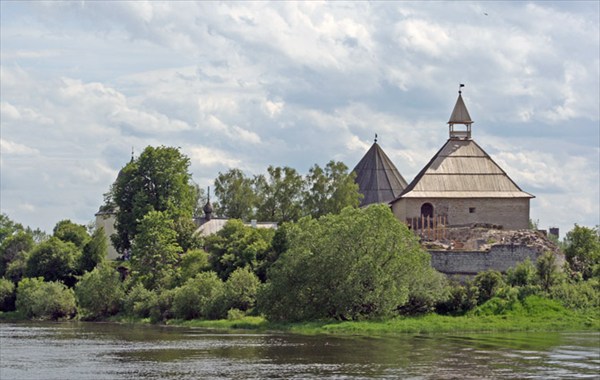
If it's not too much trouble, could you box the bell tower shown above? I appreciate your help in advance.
[448,84,473,140]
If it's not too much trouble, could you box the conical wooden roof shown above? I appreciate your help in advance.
[448,93,473,125]
[353,142,408,206]
[394,139,534,200]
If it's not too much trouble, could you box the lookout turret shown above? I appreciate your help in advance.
[448,84,473,140]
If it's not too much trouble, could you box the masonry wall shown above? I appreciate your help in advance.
[95,212,119,260]
[429,244,564,275]
[393,197,530,230]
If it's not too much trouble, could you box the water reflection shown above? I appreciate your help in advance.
[1,322,598,379]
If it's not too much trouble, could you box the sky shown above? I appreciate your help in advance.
[1,1,599,238]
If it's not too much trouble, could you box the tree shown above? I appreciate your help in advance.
[16,277,76,320]
[171,272,225,320]
[108,146,197,255]
[25,237,80,287]
[178,249,210,284]
[53,220,90,249]
[75,264,124,319]
[213,168,256,220]
[204,219,274,280]
[254,166,304,223]
[130,211,182,290]
[258,205,438,321]
[303,161,362,218]
[537,251,561,292]
[563,225,600,280]
[222,267,260,313]
[0,278,16,311]
[473,270,505,304]
[78,227,107,273]
[0,231,34,277]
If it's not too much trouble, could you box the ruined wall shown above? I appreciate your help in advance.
[393,197,530,230]
[429,244,564,276]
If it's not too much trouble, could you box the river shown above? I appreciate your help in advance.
[0,322,598,379]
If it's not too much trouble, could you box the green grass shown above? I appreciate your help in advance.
[163,298,599,336]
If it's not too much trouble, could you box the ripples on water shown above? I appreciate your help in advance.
[1,322,598,379]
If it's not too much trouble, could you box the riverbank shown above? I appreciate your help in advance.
[2,297,598,337]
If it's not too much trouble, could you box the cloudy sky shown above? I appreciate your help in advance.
[1,1,598,237]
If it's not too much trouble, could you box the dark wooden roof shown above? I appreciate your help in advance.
[352,142,408,207]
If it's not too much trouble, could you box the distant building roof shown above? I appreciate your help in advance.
[448,92,473,125]
[353,140,408,206]
[195,218,277,237]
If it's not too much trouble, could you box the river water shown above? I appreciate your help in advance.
[0,322,598,379]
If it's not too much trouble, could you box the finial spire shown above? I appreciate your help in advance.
[130,147,135,162]
[203,186,213,220]
[448,85,473,140]
[374,133,378,143]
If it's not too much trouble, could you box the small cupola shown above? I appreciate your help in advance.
[448,84,473,140]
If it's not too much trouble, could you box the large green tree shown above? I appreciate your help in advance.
[130,211,183,290]
[258,205,441,321]
[254,166,304,223]
[53,220,90,249]
[108,146,197,255]
[213,168,256,220]
[303,160,362,218]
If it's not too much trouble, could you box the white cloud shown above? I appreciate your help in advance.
[0,139,40,156]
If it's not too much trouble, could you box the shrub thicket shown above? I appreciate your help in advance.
[0,277,16,311]
[75,264,124,320]
[16,277,76,320]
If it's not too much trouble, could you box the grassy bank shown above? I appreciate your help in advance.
[171,298,599,336]
[3,296,598,337]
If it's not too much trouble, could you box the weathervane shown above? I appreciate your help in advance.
[374,133,378,143]
[459,83,465,94]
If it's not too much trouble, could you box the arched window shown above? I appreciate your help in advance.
[421,203,434,218]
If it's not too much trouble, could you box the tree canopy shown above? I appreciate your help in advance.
[108,146,198,256]
[258,204,442,321]
[563,224,600,280]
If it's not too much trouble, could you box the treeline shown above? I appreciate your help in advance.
[0,145,598,323]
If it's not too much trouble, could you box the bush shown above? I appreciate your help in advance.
[75,264,124,320]
[123,283,158,318]
[26,237,80,287]
[550,278,600,310]
[16,277,76,320]
[506,259,537,287]
[0,277,16,311]
[435,281,479,315]
[171,272,224,320]
[222,267,260,312]
[473,270,504,304]
[149,288,176,323]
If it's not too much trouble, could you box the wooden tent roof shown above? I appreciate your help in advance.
[353,142,408,206]
[392,139,534,200]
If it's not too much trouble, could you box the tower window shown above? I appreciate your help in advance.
[469,207,476,213]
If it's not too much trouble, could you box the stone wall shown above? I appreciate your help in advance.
[393,197,530,230]
[429,244,564,276]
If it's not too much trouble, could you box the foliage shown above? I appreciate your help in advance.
[108,146,197,255]
[130,211,182,290]
[25,237,80,287]
[536,252,561,292]
[254,166,304,223]
[173,217,203,252]
[205,219,274,280]
[171,272,225,320]
[258,205,436,321]
[563,224,600,280]
[53,220,90,249]
[0,277,16,311]
[16,277,76,320]
[222,267,260,312]
[473,270,505,304]
[302,161,362,219]
[435,281,479,315]
[75,264,124,319]
[506,258,537,287]
[78,227,107,273]
[5,251,28,284]
[398,267,449,315]
[0,231,34,278]
[213,168,256,220]
[123,283,158,318]
[0,213,25,244]
[550,277,600,310]
[178,249,210,284]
